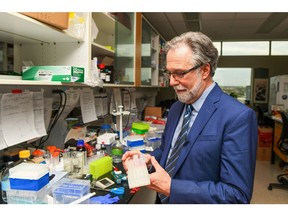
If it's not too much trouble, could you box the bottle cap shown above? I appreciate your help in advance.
[100,124,111,130]
[19,150,31,159]
[77,139,85,147]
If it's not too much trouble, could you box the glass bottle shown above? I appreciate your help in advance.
[111,141,124,163]
[76,139,87,166]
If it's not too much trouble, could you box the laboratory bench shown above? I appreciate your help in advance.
[0,161,140,204]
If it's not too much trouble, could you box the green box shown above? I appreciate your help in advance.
[22,66,84,82]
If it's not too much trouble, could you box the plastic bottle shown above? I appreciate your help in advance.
[98,63,106,82]
[18,150,32,163]
[91,57,99,83]
[1,161,14,203]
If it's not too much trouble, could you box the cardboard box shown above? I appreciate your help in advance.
[145,106,162,119]
[20,12,69,30]
[257,126,273,161]
[22,66,84,83]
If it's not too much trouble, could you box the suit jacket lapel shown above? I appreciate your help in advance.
[172,84,222,176]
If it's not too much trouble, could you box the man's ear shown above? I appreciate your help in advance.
[202,63,211,79]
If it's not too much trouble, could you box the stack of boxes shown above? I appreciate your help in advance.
[7,163,50,204]
[257,126,273,161]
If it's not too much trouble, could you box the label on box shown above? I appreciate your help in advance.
[22,66,84,82]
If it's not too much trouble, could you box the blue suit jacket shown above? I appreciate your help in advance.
[151,83,258,204]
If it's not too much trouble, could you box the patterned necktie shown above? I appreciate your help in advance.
[159,104,193,204]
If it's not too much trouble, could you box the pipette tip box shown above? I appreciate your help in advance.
[52,178,90,204]
[9,163,49,191]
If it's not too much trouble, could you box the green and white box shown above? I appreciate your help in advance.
[22,66,85,82]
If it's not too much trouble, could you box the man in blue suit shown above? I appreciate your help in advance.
[122,31,258,204]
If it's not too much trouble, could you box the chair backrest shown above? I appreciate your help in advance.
[279,111,288,140]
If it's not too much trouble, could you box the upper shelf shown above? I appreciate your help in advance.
[0,12,82,44]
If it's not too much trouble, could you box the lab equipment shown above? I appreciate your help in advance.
[94,177,115,189]
[6,185,49,204]
[89,156,113,179]
[127,154,150,189]
[52,178,90,204]
[1,161,14,203]
[9,163,50,191]
[89,193,120,204]
[111,141,124,163]
[91,186,125,195]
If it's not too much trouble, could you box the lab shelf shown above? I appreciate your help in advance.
[0,12,82,44]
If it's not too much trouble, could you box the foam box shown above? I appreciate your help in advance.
[9,163,49,191]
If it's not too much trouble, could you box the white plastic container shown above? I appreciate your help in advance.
[127,154,150,189]
[9,163,49,191]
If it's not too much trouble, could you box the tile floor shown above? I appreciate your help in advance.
[130,159,288,204]
[251,159,288,204]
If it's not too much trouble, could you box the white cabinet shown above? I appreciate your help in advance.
[0,12,90,86]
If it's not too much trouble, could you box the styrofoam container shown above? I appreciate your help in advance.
[9,163,49,191]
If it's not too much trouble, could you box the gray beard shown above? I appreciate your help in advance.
[175,72,202,103]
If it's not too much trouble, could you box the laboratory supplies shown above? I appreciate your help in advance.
[97,133,117,145]
[94,177,114,189]
[89,193,120,204]
[1,161,14,203]
[111,141,124,163]
[69,192,95,204]
[9,163,49,191]
[52,178,90,204]
[98,124,114,136]
[6,185,49,204]
[111,170,127,184]
[91,186,125,195]
[89,156,113,179]
[76,139,87,166]
[126,135,146,153]
[127,154,150,189]
[131,122,150,135]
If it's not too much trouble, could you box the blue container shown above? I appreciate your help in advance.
[9,163,50,191]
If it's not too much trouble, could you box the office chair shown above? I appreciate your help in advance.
[256,105,266,126]
[268,111,288,191]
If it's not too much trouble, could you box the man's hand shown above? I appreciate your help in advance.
[147,156,171,197]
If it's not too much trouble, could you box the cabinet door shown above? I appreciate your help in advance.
[141,17,159,86]
[114,12,137,86]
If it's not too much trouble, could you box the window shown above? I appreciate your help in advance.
[222,42,269,56]
[271,41,288,55]
[214,68,252,104]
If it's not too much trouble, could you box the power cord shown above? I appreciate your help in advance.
[36,89,67,149]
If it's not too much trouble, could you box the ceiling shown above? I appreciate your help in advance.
[142,12,288,42]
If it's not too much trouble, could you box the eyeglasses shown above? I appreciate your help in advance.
[163,63,203,80]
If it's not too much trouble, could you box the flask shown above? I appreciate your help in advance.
[1,161,14,203]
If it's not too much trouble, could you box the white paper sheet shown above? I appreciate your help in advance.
[32,91,47,137]
[80,88,97,123]
[0,94,8,150]
[1,92,39,146]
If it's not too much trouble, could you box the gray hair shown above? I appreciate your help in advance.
[164,31,219,77]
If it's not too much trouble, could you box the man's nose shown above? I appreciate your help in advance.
[169,76,179,86]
